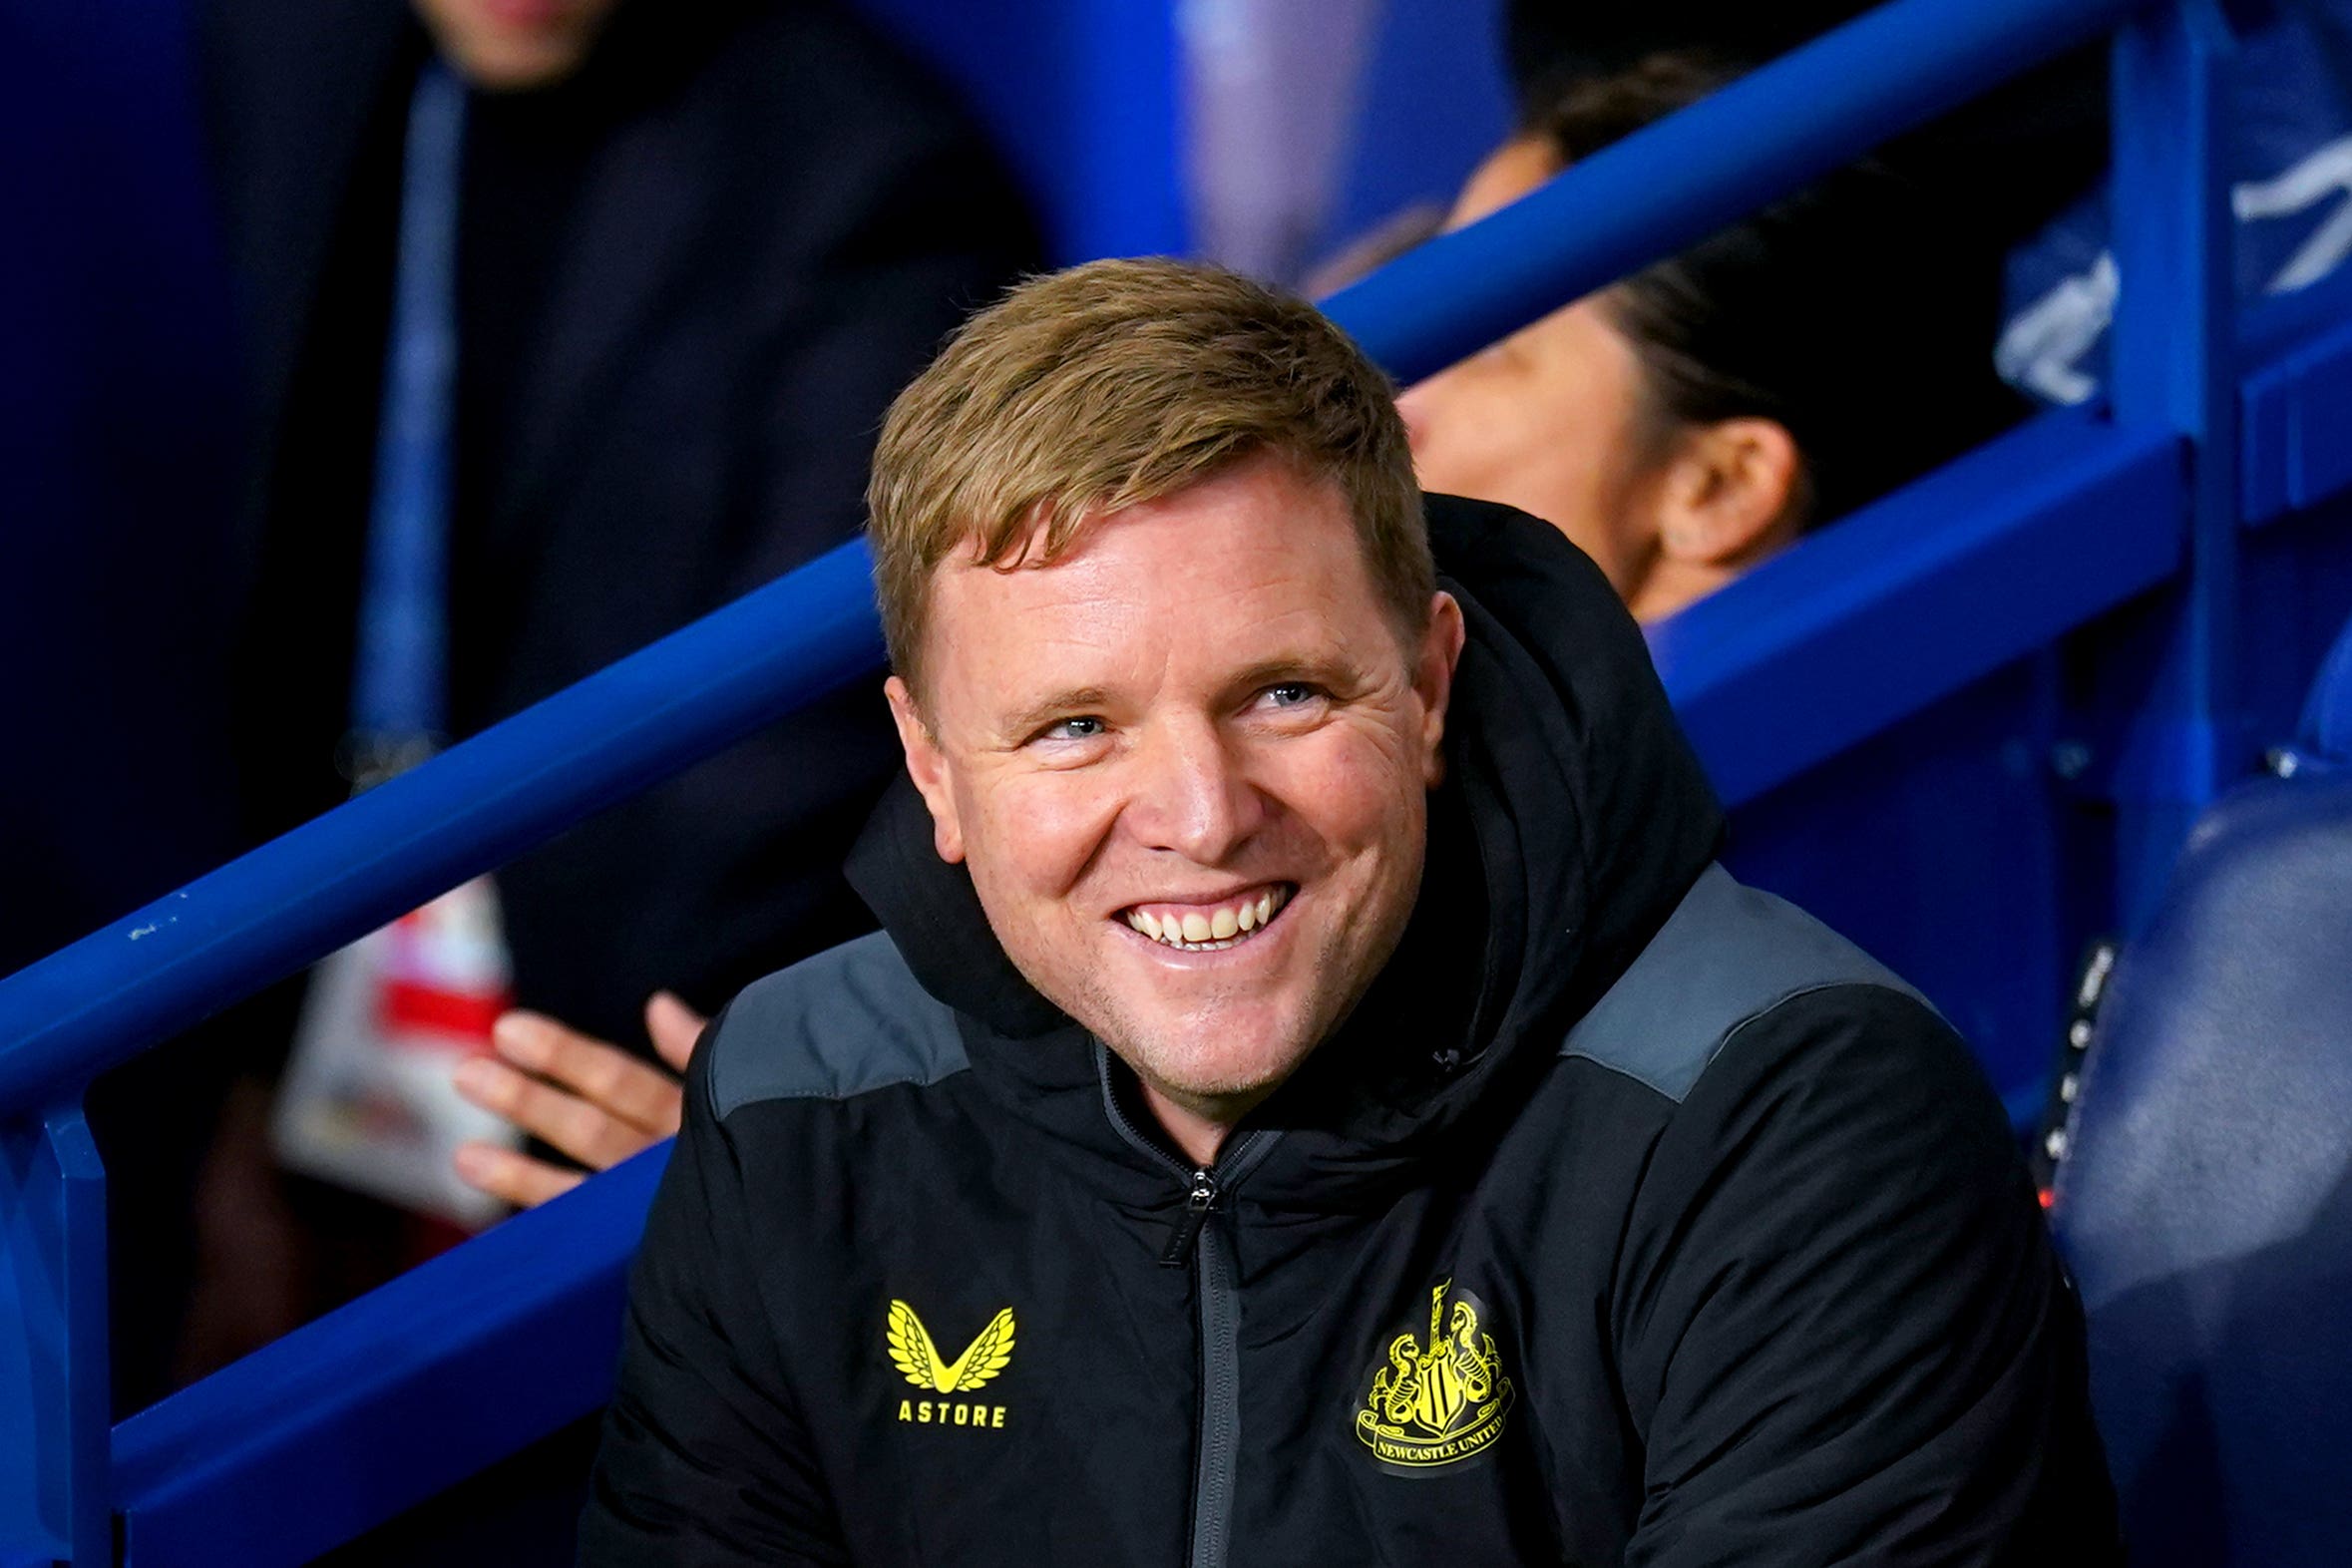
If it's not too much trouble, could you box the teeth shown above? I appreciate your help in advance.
[1124,886,1292,950]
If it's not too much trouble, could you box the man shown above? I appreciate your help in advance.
[200,0,1034,1055]
[173,0,1034,1352]
[584,259,2119,1563]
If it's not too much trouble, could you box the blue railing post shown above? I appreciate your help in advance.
[2106,0,2244,926]
[0,1103,108,1565]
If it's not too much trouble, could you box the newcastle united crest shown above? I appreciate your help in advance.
[1355,1279,1515,1471]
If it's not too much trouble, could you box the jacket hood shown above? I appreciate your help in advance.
[847,493,1724,1195]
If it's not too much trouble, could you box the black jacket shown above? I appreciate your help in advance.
[584,496,2119,1565]
[197,0,1039,1040]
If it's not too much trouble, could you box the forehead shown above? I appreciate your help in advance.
[920,456,1392,707]
[1447,136,1558,230]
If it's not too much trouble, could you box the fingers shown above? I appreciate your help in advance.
[491,1010,685,1138]
[453,1053,672,1171]
[453,1139,585,1209]
[644,990,707,1074]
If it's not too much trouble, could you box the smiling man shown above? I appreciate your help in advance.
[882,444,1457,1170]
[583,259,2119,1565]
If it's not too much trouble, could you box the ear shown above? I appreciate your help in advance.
[1412,591,1468,789]
[885,675,966,864]
[1655,416,1803,568]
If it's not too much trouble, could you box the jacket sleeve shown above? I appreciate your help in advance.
[1613,986,2120,1567]
[580,1017,850,1566]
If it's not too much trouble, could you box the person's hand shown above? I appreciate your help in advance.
[452,990,704,1208]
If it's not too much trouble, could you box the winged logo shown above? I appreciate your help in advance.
[886,1300,1017,1394]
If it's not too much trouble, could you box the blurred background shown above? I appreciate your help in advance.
[9,0,2352,1560]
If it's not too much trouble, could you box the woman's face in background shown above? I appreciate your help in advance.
[1394,138,1670,602]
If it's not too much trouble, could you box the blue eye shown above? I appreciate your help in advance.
[1265,683,1319,707]
[1043,716,1104,741]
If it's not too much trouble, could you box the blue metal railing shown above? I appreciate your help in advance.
[0,0,2266,1559]
[0,543,885,1115]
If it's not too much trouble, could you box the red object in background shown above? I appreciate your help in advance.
[376,978,504,1048]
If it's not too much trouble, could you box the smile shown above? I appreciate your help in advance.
[1120,884,1295,952]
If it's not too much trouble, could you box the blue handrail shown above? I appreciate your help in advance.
[0,543,882,1112]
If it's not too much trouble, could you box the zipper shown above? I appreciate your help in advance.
[1093,1042,1280,1568]
[1188,1212,1243,1568]
[1161,1166,1219,1268]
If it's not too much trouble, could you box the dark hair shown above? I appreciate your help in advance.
[1527,55,2025,530]
[1506,0,1878,116]
[1505,3,2109,251]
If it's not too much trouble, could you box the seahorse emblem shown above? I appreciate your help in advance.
[1356,1279,1515,1470]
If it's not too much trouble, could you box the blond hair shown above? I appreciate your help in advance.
[866,257,1426,689]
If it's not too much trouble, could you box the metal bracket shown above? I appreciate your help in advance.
[2104,0,2250,926]
[0,1103,110,1565]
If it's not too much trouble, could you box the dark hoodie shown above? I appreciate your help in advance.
[582,495,2119,1566]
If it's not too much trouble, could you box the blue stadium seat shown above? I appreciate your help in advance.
[2051,616,2352,1567]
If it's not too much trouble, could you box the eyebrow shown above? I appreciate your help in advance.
[993,685,1117,744]
[1220,653,1361,697]
[987,654,1368,746]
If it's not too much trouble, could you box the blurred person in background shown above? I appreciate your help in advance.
[1317,0,2097,623]
[1397,56,2024,621]
[174,0,1037,1379]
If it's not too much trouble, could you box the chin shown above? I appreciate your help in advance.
[1116,1009,1323,1105]
[449,37,591,91]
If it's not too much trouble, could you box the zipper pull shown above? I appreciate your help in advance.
[1159,1167,1218,1268]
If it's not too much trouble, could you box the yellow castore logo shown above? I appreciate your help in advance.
[1355,1279,1515,1471]
[887,1299,1015,1429]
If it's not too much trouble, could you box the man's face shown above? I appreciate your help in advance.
[411,0,621,91]
[890,453,1463,1123]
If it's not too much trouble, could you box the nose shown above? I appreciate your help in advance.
[1394,383,1431,453]
[1394,373,1451,456]
[1125,715,1264,865]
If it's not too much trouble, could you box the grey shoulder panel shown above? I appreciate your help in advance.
[707,931,970,1118]
[1562,863,1932,1103]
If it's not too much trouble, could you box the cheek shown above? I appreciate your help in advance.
[963,771,1117,900]
[1517,404,1659,586]
[1423,373,1630,565]
[1263,724,1423,857]
[1414,376,1526,490]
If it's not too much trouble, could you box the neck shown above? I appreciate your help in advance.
[1625,556,1736,623]
[1139,1079,1261,1169]
[1628,523,1803,624]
